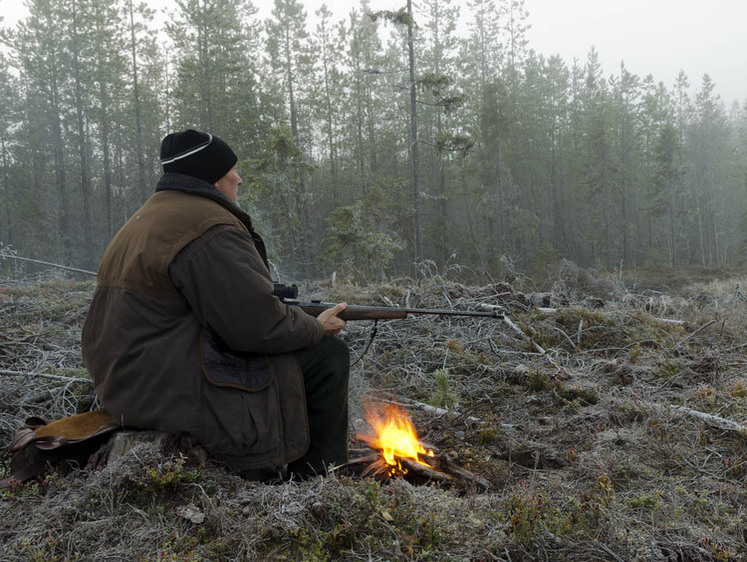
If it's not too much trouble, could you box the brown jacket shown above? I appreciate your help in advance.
[82,173,323,469]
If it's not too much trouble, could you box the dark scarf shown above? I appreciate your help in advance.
[155,172,268,268]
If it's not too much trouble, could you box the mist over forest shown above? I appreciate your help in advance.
[0,0,745,283]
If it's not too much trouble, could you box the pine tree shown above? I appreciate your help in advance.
[343,4,385,194]
[578,48,614,268]
[609,62,641,267]
[309,3,345,200]
[649,120,682,267]
[462,0,502,103]
[266,0,311,144]
[265,0,316,275]
[545,55,572,257]
[371,1,425,271]
[419,0,465,266]
[0,54,19,247]
[10,0,74,264]
[69,0,96,267]
[126,0,152,207]
[692,74,728,265]
[167,0,260,137]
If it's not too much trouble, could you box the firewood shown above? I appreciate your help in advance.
[334,446,491,490]
[399,457,460,485]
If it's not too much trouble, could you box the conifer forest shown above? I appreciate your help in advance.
[0,0,746,283]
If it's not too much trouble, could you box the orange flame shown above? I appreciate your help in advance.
[362,403,434,474]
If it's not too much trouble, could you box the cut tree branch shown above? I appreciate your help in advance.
[0,369,91,384]
[669,405,747,435]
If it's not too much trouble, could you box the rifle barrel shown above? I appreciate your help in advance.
[403,307,504,318]
[288,301,504,321]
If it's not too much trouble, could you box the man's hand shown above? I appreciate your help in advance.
[317,302,348,335]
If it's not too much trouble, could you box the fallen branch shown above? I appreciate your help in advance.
[672,320,715,348]
[377,395,515,430]
[0,253,97,276]
[477,304,546,354]
[379,396,483,425]
[654,318,686,326]
[0,368,91,384]
[478,304,563,369]
[669,405,747,435]
[546,324,577,350]
[723,342,747,353]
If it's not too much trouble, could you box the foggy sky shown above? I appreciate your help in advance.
[2,0,745,106]
[525,0,747,107]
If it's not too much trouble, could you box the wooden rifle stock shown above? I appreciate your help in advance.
[286,301,504,321]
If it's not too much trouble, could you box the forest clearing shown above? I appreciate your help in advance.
[1,1,745,559]
[1,263,745,561]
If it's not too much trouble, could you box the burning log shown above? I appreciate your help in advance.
[336,447,489,490]
[334,402,490,491]
[399,457,460,486]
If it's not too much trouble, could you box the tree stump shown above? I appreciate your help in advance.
[87,430,208,470]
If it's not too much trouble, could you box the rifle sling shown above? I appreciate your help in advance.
[350,319,378,367]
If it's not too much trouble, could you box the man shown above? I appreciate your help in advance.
[82,129,350,480]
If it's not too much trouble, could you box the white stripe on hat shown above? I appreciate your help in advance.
[160,133,213,165]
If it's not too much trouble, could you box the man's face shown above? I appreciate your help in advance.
[214,164,242,203]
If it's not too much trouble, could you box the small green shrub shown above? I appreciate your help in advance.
[429,368,459,410]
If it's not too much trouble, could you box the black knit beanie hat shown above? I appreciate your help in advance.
[160,129,238,184]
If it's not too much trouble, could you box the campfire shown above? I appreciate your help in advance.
[358,403,436,477]
[335,401,489,490]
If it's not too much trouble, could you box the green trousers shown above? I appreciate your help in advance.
[289,336,350,477]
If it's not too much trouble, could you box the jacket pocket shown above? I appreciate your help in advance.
[199,328,274,391]
[199,379,279,460]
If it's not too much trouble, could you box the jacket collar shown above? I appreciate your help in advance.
[155,173,269,268]
[156,172,254,231]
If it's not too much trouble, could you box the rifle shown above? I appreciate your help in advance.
[270,283,554,365]
[273,283,505,321]
[292,301,504,321]
[273,283,510,365]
